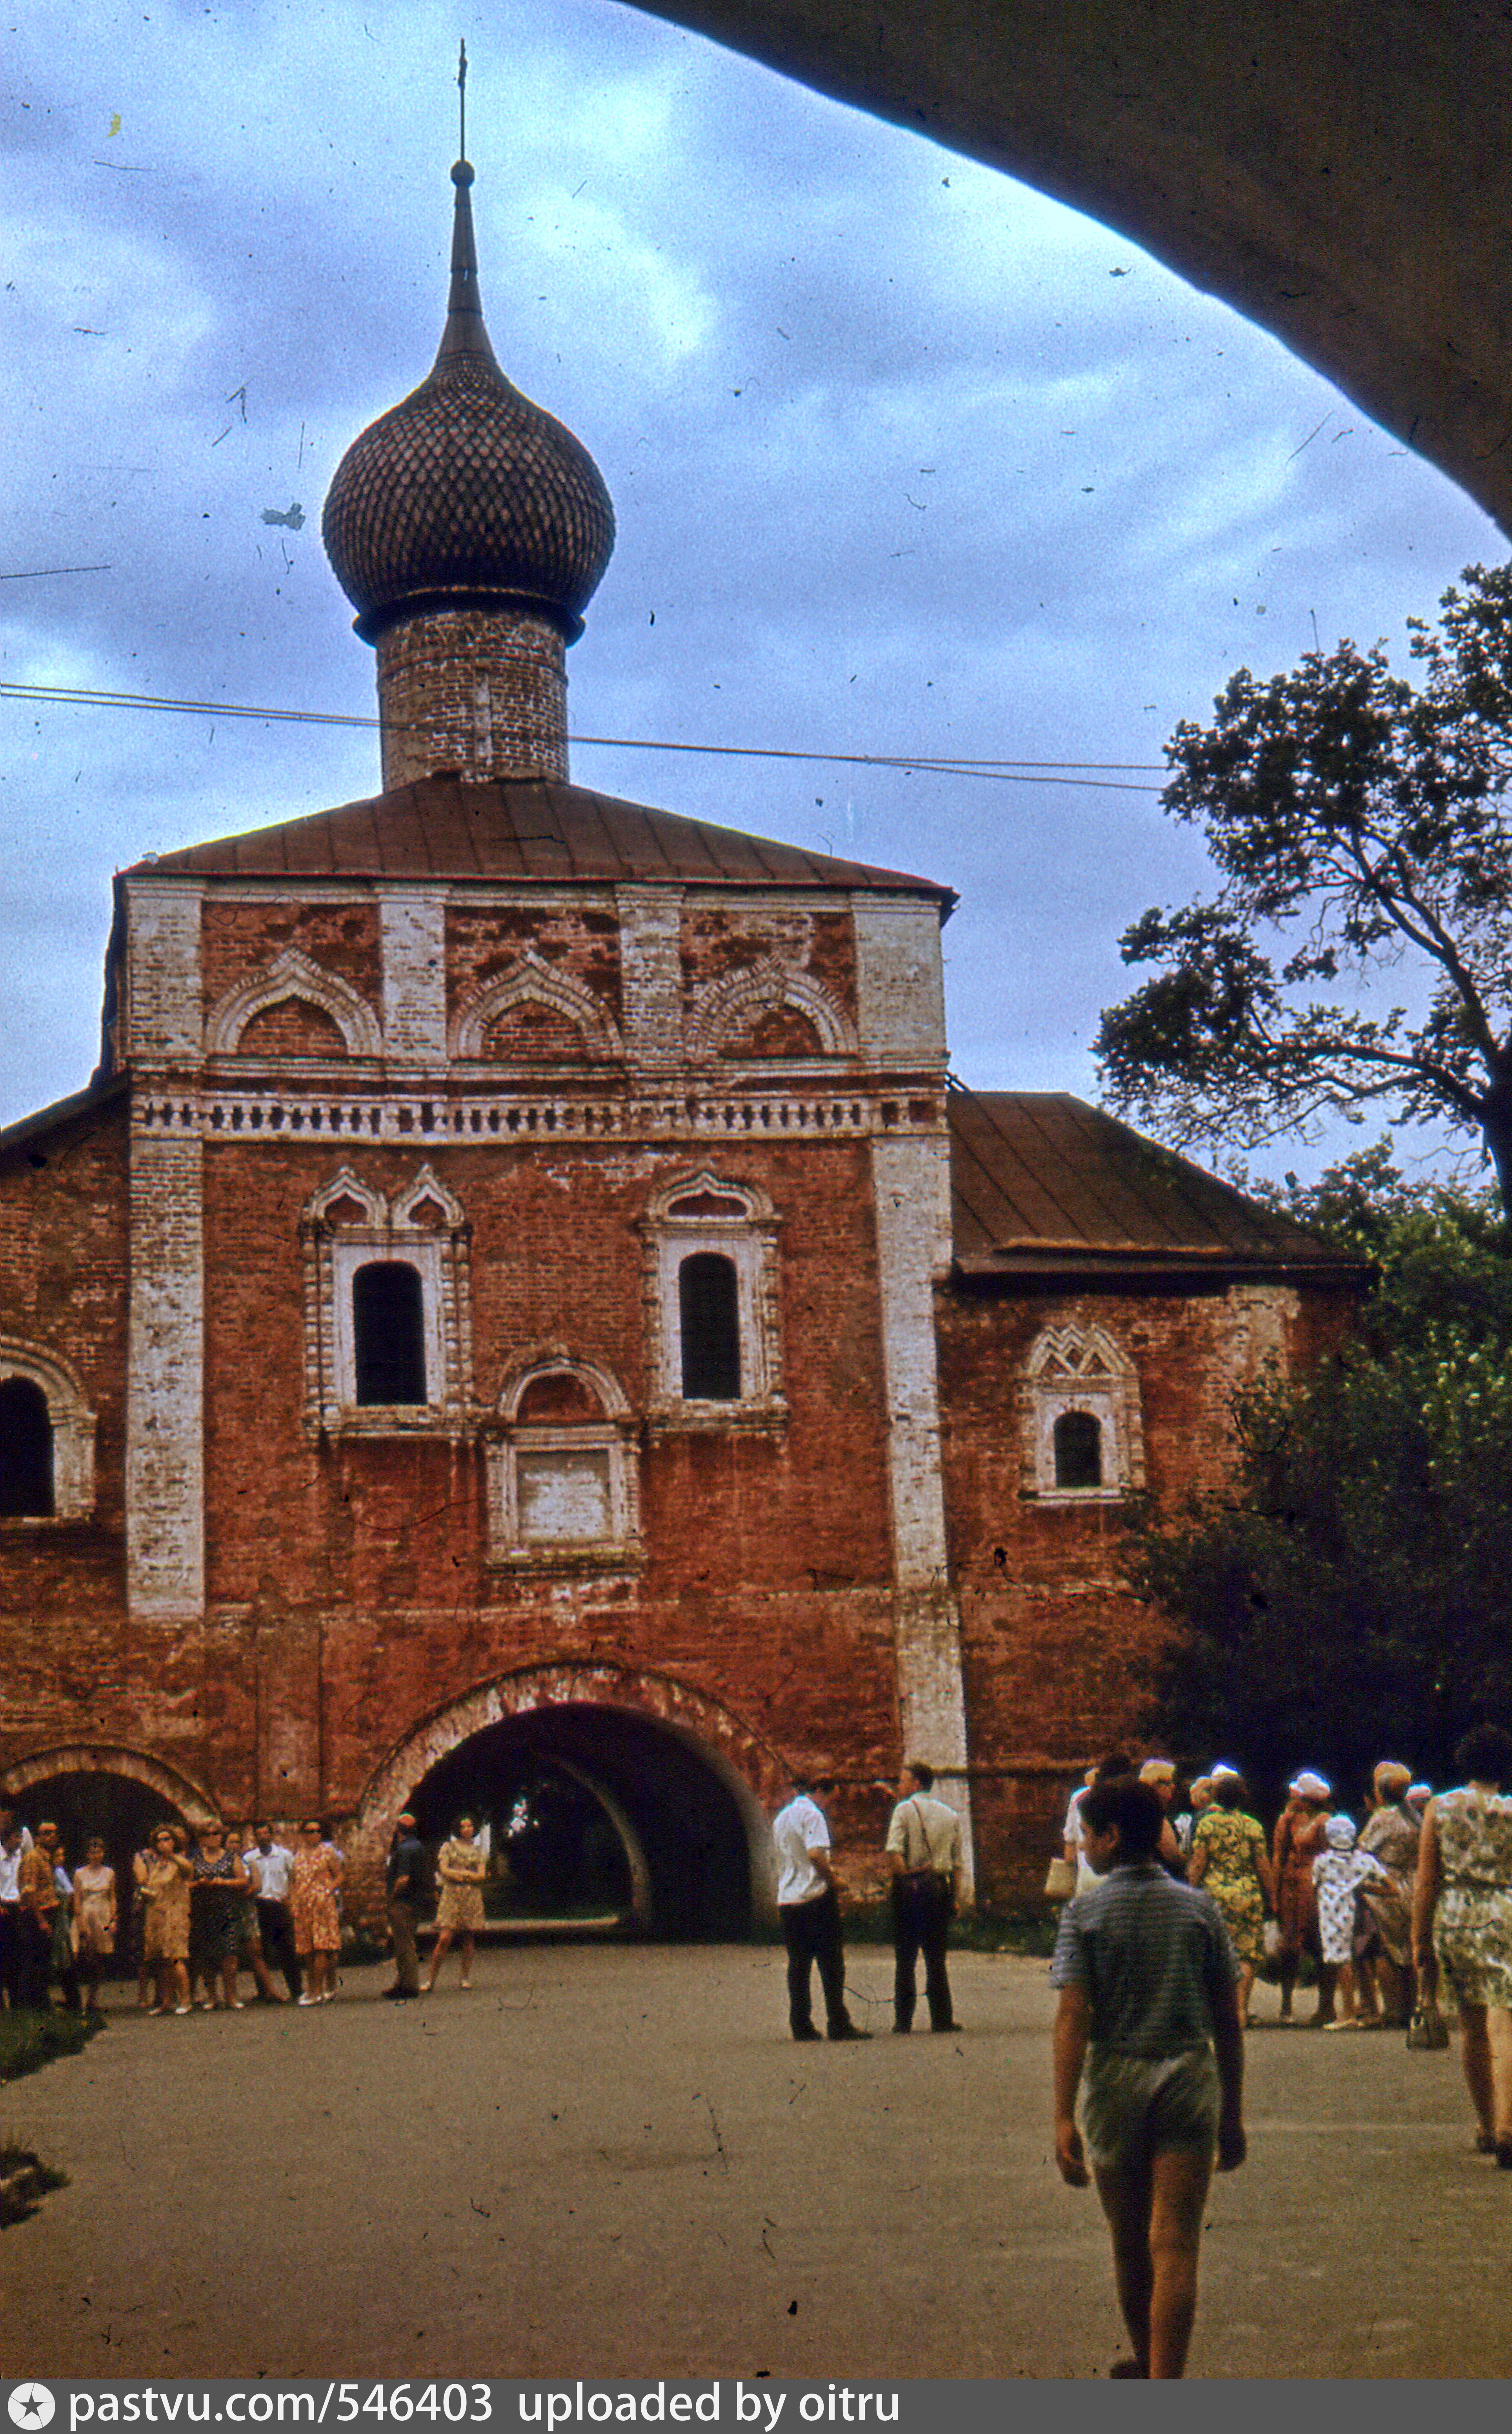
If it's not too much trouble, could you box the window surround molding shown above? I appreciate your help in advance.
[449,950,625,1062]
[0,1338,96,1523]
[206,946,383,1059]
[638,1169,786,1435]
[300,1165,473,1438]
[484,1345,643,1571]
[1021,1323,1144,1504]
[685,954,858,1062]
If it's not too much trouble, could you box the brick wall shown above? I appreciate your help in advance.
[376,609,569,785]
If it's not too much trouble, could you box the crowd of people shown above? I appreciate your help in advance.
[0,1812,351,2016]
[0,1805,520,2019]
[1047,1724,1512,2375]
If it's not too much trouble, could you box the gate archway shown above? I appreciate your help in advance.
[0,1744,220,1980]
[349,1664,781,1941]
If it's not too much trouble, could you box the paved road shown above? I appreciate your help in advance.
[0,1948,1505,2381]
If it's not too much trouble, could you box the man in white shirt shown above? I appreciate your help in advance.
[771,1776,869,2042]
[244,1822,301,2001]
[885,1760,964,2034]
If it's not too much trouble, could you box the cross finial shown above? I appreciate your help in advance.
[458,40,467,162]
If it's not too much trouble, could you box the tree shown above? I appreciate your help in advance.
[1128,1152,1512,1802]
[1096,563,1512,1212]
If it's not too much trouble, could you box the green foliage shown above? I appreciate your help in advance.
[1130,1155,1512,1804]
[1096,565,1512,1209]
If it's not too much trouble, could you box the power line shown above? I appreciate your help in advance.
[0,679,1168,792]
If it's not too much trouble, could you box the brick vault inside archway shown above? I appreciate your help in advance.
[406,1706,757,1941]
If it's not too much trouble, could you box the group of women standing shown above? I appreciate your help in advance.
[1066,1727,1512,2167]
[134,1819,343,2013]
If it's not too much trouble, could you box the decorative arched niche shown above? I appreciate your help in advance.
[1021,1323,1144,1502]
[637,1171,786,1434]
[686,954,858,1062]
[486,1347,642,1568]
[206,947,382,1060]
[450,951,624,1064]
[0,1338,96,1522]
[299,1167,473,1438]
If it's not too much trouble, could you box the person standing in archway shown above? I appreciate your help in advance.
[771,1775,868,2042]
[885,1760,963,2035]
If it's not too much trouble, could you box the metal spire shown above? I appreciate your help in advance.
[434,40,499,372]
[458,40,467,163]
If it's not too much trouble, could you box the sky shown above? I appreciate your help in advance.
[2,0,1504,1181]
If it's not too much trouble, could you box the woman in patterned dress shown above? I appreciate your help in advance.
[140,1824,194,2015]
[290,1819,342,2005]
[1354,1762,1422,2028]
[72,1837,117,2012]
[1412,1724,1512,2164]
[1188,1770,1277,2026]
[188,1822,251,2010]
[1272,1772,1333,2023]
[424,1815,487,1993]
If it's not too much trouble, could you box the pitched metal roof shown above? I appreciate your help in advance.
[948,1086,1363,1279]
[129,776,955,900]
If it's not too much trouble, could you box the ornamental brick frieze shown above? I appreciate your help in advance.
[131,1087,944,1144]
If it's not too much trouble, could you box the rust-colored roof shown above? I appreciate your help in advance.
[948,1086,1363,1278]
[130,776,955,900]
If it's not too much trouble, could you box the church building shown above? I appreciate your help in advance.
[0,153,1362,1930]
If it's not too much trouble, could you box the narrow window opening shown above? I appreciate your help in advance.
[353,1262,427,1406]
[0,1377,54,1517]
[1053,1409,1103,1490]
[679,1253,740,1400]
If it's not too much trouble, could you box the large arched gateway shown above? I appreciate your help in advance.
[347,1665,782,1942]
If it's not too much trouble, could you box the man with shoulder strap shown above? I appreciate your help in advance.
[885,1759,963,2034]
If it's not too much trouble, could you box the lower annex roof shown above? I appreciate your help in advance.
[128,775,956,904]
[948,1086,1365,1280]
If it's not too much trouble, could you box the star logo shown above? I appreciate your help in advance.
[8,2391,55,2430]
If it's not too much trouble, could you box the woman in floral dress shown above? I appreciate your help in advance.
[1412,1724,1512,2164]
[1272,1772,1333,2023]
[424,1815,487,1993]
[72,1837,117,2012]
[140,1824,193,2014]
[290,1819,342,2004]
[1355,1762,1422,2027]
[1188,1770,1277,2026]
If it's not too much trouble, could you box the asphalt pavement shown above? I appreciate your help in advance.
[0,1948,1504,2381]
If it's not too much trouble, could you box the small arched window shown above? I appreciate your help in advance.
[0,1377,53,1517]
[679,1254,741,1400]
[353,1262,427,1406]
[1053,1409,1103,1491]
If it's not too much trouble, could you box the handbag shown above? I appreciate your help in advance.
[1262,1918,1284,1962]
[1044,1856,1077,1900]
[1406,2000,1449,2051]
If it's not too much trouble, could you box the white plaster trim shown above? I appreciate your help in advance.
[206,947,382,1059]
[123,879,204,1062]
[638,1171,786,1427]
[1022,1322,1144,1500]
[0,1337,96,1520]
[380,892,449,1062]
[450,950,624,1061]
[127,1129,204,1618]
[495,1345,634,1424]
[300,1168,473,1438]
[852,898,948,1067]
[686,955,858,1061]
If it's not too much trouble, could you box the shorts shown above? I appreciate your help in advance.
[1081,2045,1220,2179]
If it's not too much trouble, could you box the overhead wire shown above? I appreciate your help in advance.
[0,679,1168,792]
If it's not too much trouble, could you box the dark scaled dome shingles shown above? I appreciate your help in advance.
[322,166,615,640]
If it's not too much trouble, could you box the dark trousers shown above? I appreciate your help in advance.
[387,1896,421,1993]
[779,1886,850,2035]
[16,1910,55,2009]
[256,1899,302,1999]
[0,1907,22,2007]
[892,1874,955,2030]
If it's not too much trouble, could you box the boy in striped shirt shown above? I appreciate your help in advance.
[1051,1775,1246,2378]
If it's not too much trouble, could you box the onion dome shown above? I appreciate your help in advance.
[322,160,615,643]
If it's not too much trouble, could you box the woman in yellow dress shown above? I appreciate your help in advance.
[140,1825,194,2015]
[1189,1770,1277,2026]
[424,1815,487,1993]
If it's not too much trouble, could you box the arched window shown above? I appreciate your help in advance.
[0,1377,53,1517]
[1053,1409,1103,1491]
[353,1263,427,1406]
[678,1254,741,1400]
